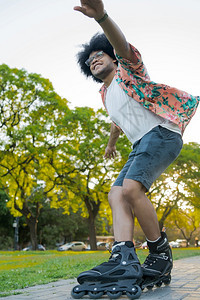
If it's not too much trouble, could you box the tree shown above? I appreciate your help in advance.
[47,107,112,249]
[0,64,70,249]
[175,143,200,209]
[37,203,89,248]
[149,142,200,230]
[45,106,132,249]
[167,208,200,246]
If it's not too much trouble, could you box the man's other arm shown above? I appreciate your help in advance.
[104,122,121,159]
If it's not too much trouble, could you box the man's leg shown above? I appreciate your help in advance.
[108,186,135,241]
[122,179,161,241]
[111,178,172,282]
[76,185,143,287]
[108,183,161,242]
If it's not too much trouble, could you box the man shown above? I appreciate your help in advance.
[73,0,199,294]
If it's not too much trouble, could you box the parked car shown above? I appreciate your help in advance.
[169,241,180,248]
[175,239,188,247]
[86,242,112,251]
[57,241,87,251]
[97,242,110,250]
[22,244,46,251]
[169,239,187,248]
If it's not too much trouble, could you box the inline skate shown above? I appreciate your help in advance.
[71,241,143,299]
[140,232,173,290]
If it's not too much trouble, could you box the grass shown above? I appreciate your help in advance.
[0,248,200,297]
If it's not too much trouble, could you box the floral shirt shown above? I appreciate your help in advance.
[100,44,199,134]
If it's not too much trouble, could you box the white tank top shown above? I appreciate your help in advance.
[105,78,181,144]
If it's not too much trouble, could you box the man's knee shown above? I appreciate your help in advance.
[108,186,122,207]
[122,179,146,203]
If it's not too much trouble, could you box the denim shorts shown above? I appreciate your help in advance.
[113,126,183,191]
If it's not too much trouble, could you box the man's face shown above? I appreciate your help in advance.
[88,51,117,81]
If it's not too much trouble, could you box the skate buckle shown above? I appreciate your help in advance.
[163,255,168,260]
[75,287,80,291]
[122,261,127,265]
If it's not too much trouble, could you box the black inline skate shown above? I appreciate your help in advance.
[140,232,173,290]
[71,241,143,299]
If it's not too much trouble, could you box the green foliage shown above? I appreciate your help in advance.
[149,142,200,232]
[0,63,70,215]
[166,207,200,245]
[38,205,89,248]
[0,64,72,248]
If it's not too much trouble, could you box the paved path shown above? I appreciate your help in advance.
[3,256,200,300]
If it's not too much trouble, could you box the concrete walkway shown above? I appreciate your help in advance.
[3,256,200,300]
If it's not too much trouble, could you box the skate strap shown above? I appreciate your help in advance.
[143,253,169,267]
[112,242,126,251]
[157,237,168,251]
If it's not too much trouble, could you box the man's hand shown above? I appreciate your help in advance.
[74,0,138,63]
[104,145,117,159]
[74,0,105,20]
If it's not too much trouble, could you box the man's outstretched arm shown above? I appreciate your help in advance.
[74,0,138,64]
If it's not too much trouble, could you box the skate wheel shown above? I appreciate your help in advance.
[71,286,86,299]
[155,281,162,287]
[163,275,171,286]
[107,291,122,299]
[146,283,154,290]
[88,291,104,299]
[126,285,142,299]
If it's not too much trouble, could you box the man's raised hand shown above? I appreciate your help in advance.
[74,0,105,20]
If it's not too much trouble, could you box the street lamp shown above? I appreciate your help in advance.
[13,217,19,250]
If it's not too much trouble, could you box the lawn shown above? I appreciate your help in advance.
[0,248,200,297]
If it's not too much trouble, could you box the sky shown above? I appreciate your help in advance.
[0,0,199,143]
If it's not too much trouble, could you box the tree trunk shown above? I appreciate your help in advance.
[88,213,97,250]
[84,195,100,251]
[27,217,38,250]
[158,206,175,231]
[14,197,41,251]
[159,220,164,231]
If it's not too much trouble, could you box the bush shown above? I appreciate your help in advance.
[0,236,13,250]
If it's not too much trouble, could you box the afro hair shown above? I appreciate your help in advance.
[76,33,117,83]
